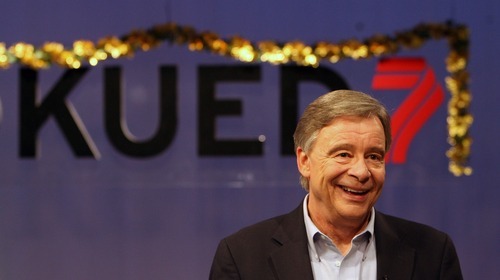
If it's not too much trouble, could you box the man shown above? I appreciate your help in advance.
[209,90,463,279]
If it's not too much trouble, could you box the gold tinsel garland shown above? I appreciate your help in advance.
[0,21,472,176]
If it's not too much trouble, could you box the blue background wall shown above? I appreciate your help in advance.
[0,0,498,279]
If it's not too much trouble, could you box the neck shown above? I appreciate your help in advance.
[308,203,371,255]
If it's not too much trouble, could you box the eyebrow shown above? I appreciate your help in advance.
[366,146,386,156]
[326,143,385,156]
[326,143,354,156]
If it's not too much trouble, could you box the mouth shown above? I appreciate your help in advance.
[339,185,369,195]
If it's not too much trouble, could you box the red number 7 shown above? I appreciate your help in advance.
[372,58,445,164]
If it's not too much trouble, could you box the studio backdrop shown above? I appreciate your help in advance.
[0,1,498,279]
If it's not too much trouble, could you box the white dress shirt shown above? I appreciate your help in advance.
[303,195,377,279]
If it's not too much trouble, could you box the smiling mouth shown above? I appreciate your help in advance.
[340,186,369,195]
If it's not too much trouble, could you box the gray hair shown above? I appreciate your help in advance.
[293,90,392,190]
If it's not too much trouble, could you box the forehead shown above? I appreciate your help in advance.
[316,116,386,145]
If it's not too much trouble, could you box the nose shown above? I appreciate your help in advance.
[347,158,371,181]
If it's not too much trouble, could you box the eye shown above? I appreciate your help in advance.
[338,152,350,158]
[333,152,352,163]
[367,153,384,162]
[368,154,379,160]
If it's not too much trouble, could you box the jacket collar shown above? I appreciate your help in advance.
[269,203,315,280]
[375,211,416,279]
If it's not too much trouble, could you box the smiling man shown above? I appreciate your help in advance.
[209,90,463,280]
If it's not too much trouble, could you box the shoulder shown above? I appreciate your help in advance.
[218,203,306,256]
[212,206,303,270]
[210,204,311,279]
[374,211,463,279]
[224,205,302,245]
[375,210,452,246]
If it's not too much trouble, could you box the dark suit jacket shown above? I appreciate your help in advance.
[209,202,463,280]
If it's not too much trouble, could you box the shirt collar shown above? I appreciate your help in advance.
[302,194,375,259]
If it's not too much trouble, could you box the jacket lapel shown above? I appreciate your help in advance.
[269,204,314,280]
[375,211,416,279]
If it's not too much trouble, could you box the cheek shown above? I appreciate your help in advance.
[372,169,385,189]
[308,159,327,180]
[319,160,332,173]
[315,160,346,182]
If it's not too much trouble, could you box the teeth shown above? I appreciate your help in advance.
[341,186,368,194]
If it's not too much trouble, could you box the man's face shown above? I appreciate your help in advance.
[297,116,386,224]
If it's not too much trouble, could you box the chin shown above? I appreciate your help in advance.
[339,205,372,220]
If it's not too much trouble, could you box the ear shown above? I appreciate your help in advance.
[296,147,311,178]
